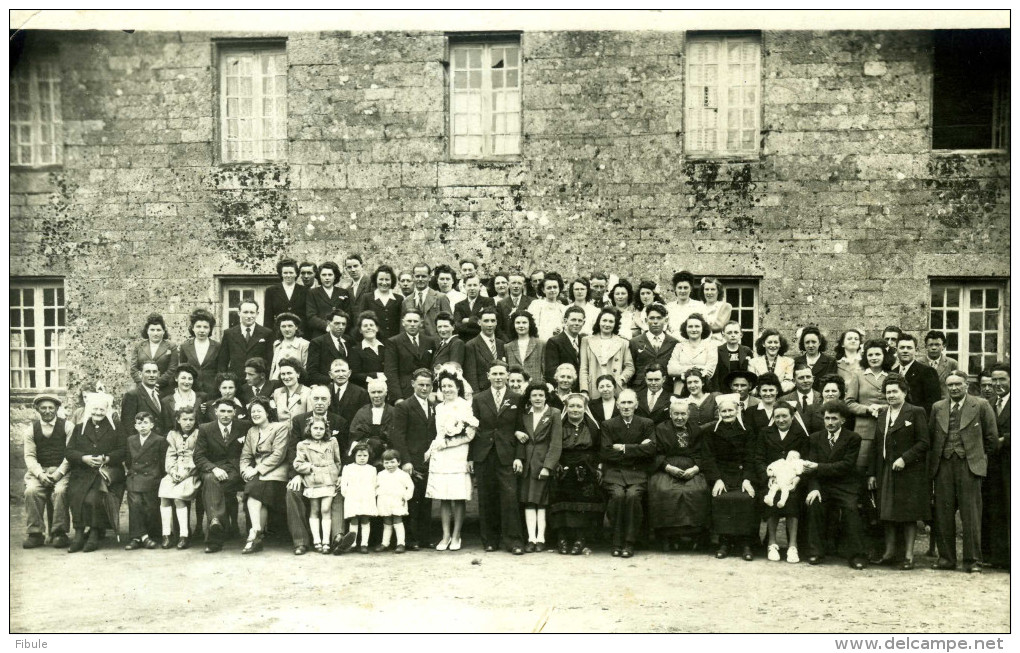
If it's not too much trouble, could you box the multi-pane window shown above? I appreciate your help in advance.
[685,34,761,157]
[10,281,67,390]
[221,279,273,332]
[929,281,1007,375]
[720,279,759,348]
[219,45,287,163]
[932,29,1009,150]
[10,58,62,167]
[449,39,521,159]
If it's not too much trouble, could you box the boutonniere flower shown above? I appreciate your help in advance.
[904,420,912,427]
[508,405,517,410]
[637,347,646,353]
[258,338,266,343]
[426,349,433,354]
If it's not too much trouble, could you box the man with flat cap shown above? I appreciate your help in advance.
[22,392,72,549]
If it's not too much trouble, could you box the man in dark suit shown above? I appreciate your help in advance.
[469,361,524,554]
[630,303,678,393]
[463,307,506,394]
[284,386,352,555]
[893,334,941,416]
[496,272,534,340]
[402,263,453,339]
[780,364,822,415]
[307,309,351,385]
[218,300,273,378]
[544,305,585,389]
[801,399,867,569]
[930,370,998,573]
[589,273,609,309]
[714,321,754,393]
[431,312,465,369]
[453,276,496,330]
[239,358,278,405]
[193,398,248,553]
[343,254,371,306]
[298,261,318,289]
[636,364,671,425]
[600,389,656,558]
[124,412,168,550]
[121,362,164,436]
[390,368,436,550]
[263,258,309,329]
[920,330,960,400]
[983,362,1010,569]
[327,358,371,425]
[384,308,438,404]
[882,326,903,372]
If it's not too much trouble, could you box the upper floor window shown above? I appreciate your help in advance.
[218,43,287,163]
[449,37,521,159]
[685,33,761,158]
[932,29,1009,150]
[10,58,62,167]
[929,280,1007,375]
[10,280,67,391]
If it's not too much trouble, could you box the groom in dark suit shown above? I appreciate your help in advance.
[391,368,437,550]
[470,360,524,554]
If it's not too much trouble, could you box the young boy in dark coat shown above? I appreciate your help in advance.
[124,412,168,550]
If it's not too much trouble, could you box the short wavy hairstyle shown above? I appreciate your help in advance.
[819,373,847,399]
[188,308,216,337]
[798,325,829,353]
[679,312,712,340]
[509,310,538,338]
[140,312,170,340]
[568,277,591,303]
[834,328,864,360]
[595,306,622,336]
[435,368,466,398]
[859,339,893,371]
[754,329,790,357]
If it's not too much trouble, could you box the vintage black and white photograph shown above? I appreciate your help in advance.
[7,9,1011,636]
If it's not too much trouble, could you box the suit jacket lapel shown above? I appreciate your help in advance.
[524,338,537,361]
[959,397,978,430]
[139,385,160,414]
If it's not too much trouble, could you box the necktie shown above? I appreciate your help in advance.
[150,388,161,412]
[996,397,1003,415]
[416,292,424,310]
[951,403,960,418]
[494,391,503,407]
[413,335,419,349]
[828,432,836,447]
[222,425,231,444]
[245,327,252,342]
[738,401,745,414]
[571,337,579,353]
[800,393,808,412]
[487,338,497,359]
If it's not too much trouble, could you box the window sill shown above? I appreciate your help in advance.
[11,389,68,402]
[10,164,64,173]
[930,149,1008,156]
[684,154,761,164]
[446,158,522,165]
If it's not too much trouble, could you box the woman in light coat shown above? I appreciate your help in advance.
[239,397,290,554]
[271,358,311,422]
[747,329,796,395]
[667,313,718,394]
[579,307,635,396]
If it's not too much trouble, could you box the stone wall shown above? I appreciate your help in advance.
[10,28,1011,425]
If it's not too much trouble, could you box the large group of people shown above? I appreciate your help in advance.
[21,257,1010,574]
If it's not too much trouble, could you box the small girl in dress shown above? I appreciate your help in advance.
[340,442,378,554]
[158,406,202,550]
[374,449,415,553]
[292,415,343,554]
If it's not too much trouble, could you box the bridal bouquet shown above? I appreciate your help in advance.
[435,397,479,440]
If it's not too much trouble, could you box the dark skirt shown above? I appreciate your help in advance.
[710,472,759,536]
[519,474,551,506]
[648,455,711,535]
[245,479,286,509]
[549,451,605,529]
[878,461,931,522]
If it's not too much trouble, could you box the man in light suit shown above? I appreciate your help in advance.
[307,309,351,385]
[930,370,998,573]
[390,369,436,550]
[635,364,671,425]
[121,362,164,436]
[982,362,1011,569]
[469,361,524,554]
[384,309,437,404]
[544,305,585,389]
[453,276,496,329]
[629,303,678,393]
[496,272,534,340]
[463,307,506,394]
[920,330,960,400]
[218,300,273,378]
[894,334,941,417]
[403,263,453,339]
[431,312,465,369]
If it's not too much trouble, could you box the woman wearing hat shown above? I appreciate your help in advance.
[22,393,72,549]
[65,393,125,553]
[549,393,604,555]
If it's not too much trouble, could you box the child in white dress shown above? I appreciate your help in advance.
[158,406,202,550]
[375,449,415,553]
[340,442,378,553]
[292,416,343,553]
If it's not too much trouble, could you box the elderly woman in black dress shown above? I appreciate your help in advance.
[649,397,716,551]
[549,393,604,555]
[756,402,810,564]
[867,375,930,570]
[66,392,125,553]
[705,394,759,561]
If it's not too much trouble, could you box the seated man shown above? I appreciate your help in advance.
[600,389,656,558]
[193,398,248,553]
[22,393,72,549]
[802,399,867,570]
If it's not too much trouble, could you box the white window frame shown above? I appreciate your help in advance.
[717,278,760,349]
[218,43,288,164]
[219,277,275,337]
[448,38,522,160]
[929,280,1007,376]
[684,33,762,159]
[10,279,67,392]
[10,57,62,167]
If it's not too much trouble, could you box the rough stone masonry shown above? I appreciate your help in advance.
[8,29,1010,457]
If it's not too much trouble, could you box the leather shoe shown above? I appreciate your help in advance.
[511,546,524,555]
[742,546,754,561]
[849,557,867,570]
[208,519,224,541]
[51,532,69,548]
[176,537,190,550]
[394,544,406,554]
[932,559,956,571]
[715,544,730,559]
[611,548,622,557]
[534,542,545,553]
[870,555,897,566]
[359,545,370,554]
[294,545,308,555]
[965,562,983,574]
[161,535,174,549]
[524,542,537,553]
[204,543,222,553]
[899,560,915,571]
[373,544,389,553]
[570,541,585,556]
[808,555,823,565]
[143,537,158,549]
[409,542,421,551]
[484,544,496,553]
[83,530,100,553]
[22,534,44,549]
[621,546,634,559]
[68,532,86,553]
[125,538,144,551]
[558,540,570,555]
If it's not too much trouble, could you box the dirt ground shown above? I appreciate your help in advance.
[8,505,1009,633]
